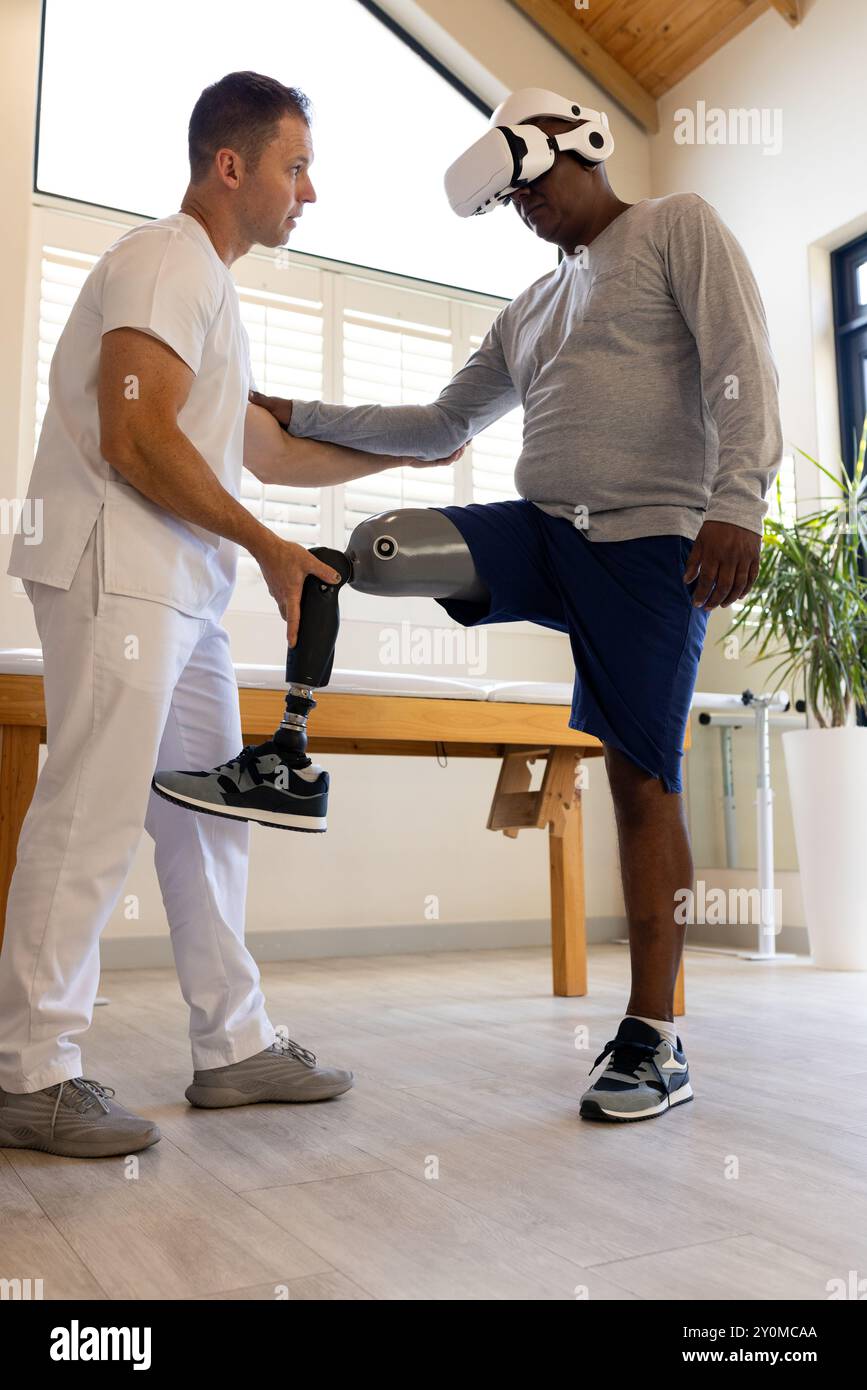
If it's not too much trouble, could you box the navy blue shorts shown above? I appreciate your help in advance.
[433,500,709,794]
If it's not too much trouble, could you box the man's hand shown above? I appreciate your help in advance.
[249,389,292,428]
[683,519,761,610]
[253,531,342,646]
[400,442,467,468]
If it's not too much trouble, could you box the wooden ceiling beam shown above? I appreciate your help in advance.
[650,0,774,98]
[507,0,660,133]
[770,0,803,25]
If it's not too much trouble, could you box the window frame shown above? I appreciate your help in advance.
[831,233,867,476]
[356,0,491,122]
[830,231,867,726]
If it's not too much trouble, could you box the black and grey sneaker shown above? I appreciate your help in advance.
[151,738,329,832]
[579,1017,693,1122]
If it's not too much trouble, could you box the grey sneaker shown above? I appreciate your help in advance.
[151,739,329,832]
[579,1017,693,1122]
[0,1077,161,1158]
[185,1028,354,1108]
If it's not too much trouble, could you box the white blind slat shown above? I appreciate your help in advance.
[237,290,325,547]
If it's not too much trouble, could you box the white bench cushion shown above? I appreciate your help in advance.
[234,663,492,700]
[0,648,44,676]
[485,679,574,705]
[0,649,574,705]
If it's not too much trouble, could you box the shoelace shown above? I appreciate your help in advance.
[217,746,311,786]
[589,1039,670,1104]
[270,1028,317,1068]
[219,745,267,786]
[48,1078,116,1138]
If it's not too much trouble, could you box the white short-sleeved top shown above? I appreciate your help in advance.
[7,211,252,621]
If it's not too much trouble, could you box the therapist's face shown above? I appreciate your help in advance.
[240,113,317,249]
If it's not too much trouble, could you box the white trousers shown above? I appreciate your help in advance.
[0,510,275,1092]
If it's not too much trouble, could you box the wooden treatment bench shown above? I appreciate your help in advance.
[0,652,687,1012]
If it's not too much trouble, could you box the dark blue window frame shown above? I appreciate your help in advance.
[831,233,867,724]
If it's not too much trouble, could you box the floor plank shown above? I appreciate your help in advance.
[1,944,864,1300]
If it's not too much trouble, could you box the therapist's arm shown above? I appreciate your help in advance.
[98,327,342,643]
[243,398,465,485]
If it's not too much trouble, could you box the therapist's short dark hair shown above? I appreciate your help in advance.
[188,71,312,183]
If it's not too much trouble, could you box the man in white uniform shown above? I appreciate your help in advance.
[0,71,455,1159]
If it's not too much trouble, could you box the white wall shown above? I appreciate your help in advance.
[649,0,867,875]
[0,0,653,956]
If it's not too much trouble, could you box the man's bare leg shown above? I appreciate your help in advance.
[603,743,692,1021]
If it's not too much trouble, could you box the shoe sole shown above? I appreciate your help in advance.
[0,1124,162,1158]
[580,1084,694,1122]
[151,779,326,832]
[185,1080,354,1108]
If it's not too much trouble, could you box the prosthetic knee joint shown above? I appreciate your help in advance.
[274,509,488,762]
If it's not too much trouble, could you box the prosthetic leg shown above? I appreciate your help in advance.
[151,510,489,830]
[274,509,488,766]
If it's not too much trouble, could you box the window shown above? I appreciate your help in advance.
[24,207,524,626]
[34,0,556,300]
[229,252,524,617]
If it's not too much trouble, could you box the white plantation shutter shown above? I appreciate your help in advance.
[467,332,523,504]
[236,287,325,560]
[340,290,457,545]
[470,406,523,504]
[26,213,545,633]
[460,308,523,507]
[35,247,97,450]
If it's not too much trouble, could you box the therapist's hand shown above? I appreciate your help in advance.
[253,532,342,646]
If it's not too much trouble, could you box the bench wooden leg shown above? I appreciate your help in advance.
[548,793,587,998]
[0,725,41,951]
[489,746,588,997]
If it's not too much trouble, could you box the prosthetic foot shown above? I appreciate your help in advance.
[151,512,487,832]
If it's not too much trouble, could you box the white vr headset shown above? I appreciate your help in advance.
[444,87,615,218]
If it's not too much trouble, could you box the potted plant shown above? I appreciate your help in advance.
[726,415,867,968]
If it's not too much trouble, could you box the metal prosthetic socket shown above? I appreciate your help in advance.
[346,508,489,601]
[273,510,489,764]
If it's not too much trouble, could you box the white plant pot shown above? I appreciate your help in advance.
[782,726,867,969]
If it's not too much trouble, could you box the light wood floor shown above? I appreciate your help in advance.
[2,943,864,1301]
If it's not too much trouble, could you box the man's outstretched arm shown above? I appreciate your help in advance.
[257,312,520,461]
[243,399,465,486]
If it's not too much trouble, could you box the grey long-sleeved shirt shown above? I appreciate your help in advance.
[288,193,784,541]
